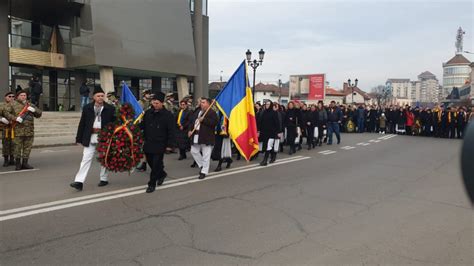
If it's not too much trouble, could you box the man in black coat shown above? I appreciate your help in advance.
[141,92,176,193]
[71,86,116,191]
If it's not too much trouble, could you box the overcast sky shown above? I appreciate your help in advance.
[208,0,473,91]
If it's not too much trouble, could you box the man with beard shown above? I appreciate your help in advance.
[71,86,115,191]
[188,98,218,179]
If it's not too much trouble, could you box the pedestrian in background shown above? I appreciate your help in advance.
[79,82,90,110]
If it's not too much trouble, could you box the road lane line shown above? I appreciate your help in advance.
[320,151,336,155]
[0,156,303,216]
[0,157,310,221]
[0,169,39,175]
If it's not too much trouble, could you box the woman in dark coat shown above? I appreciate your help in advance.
[284,102,300,155]
[257,101,281,165]
[211,112,232,171]
[175,100,192,160]
[316,101,328,146]
[305,105,318,149]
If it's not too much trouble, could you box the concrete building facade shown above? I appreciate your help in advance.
[1,0,209,111]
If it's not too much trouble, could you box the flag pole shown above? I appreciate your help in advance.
[189,99,216,137]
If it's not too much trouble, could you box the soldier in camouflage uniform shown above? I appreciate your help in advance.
[164,92,178,114]
[0,92,16,166]
[138,89,152,111]
[9,90,42,170]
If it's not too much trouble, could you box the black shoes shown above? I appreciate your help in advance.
[269,152,277,164]
[146,186,155,193]
[98,181,109,187]
[260,152,269,166]
[178,154,187,160]
[15,158,22,171]
[3,156,9,167]
[157,172,167,186]
[70,182,83,191]
[190,161,198,168]
[21,159,34,170]
[226,159,233,169]
[9,156,14,166]
[198,173,206,179]
[337,140,341,145]
[214,165,222,172]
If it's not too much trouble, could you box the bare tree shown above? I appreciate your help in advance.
[371,85,390,106]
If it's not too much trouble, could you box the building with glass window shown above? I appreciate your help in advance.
[0,0,209,111]
[442,54,471,101]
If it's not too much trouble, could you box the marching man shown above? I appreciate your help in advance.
[70,86,116,191]
[188,98,218,179]
[8,90,42,170]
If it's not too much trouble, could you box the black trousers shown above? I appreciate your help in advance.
[145,152,166,187]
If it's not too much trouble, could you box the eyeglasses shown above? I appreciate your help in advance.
[7,96,14,98]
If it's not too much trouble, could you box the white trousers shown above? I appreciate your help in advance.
[191,144,213,174]
[267,139,280,152]
[74,144,108,183]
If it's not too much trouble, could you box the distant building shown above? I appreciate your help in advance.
[442,54,471,100]
[442,27,471,101]
[208,82,290,105]
[410,71,440,104]
[386,78,411,106]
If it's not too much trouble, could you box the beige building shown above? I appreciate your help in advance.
[442,54,471,100]
[410,71,440,104]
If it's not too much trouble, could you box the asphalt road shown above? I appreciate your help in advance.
[0,133,472,265]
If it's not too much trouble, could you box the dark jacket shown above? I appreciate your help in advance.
[189,108,219,145]
[76,102,116,147]
[257,108,280,140]
[176,108,192,150]
[284,108,301,128]
[79,84,90,97]
[327,107,343,123]
[141,108,176,154]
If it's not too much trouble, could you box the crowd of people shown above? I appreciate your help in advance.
[69,87,474,193]
[255,102,474,140]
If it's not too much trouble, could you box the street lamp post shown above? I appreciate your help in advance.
[278,74,282,105]
[347,78,358,104]
[246,49,265,100]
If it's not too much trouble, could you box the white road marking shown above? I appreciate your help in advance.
[0,169,39,175]
[0,156,304,216]
[320,151,336,155]
[340,146,356,150]
[319,150,336,155]
[357,143,370,146]
[378,134,397,140]
[39,149,69,153]
[368,139,380,143]
[0,156,310,221]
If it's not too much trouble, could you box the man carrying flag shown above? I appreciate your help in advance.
[188,98,218,179]
[214,61,259,161]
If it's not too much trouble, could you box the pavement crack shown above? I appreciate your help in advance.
[191,247,255,260]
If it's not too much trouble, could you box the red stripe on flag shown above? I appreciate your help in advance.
[234,113,259,160]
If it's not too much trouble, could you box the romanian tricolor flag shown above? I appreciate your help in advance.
[215,61,259,161]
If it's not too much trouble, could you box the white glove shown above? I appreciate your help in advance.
[27,106,35,112]
[16,117,23,123]
[1,117,9,125]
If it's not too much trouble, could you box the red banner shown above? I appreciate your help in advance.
[309,74,325,100]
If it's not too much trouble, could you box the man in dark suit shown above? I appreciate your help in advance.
[70,86,116,191]
[140,92,176,193]
[188,98,218,179]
